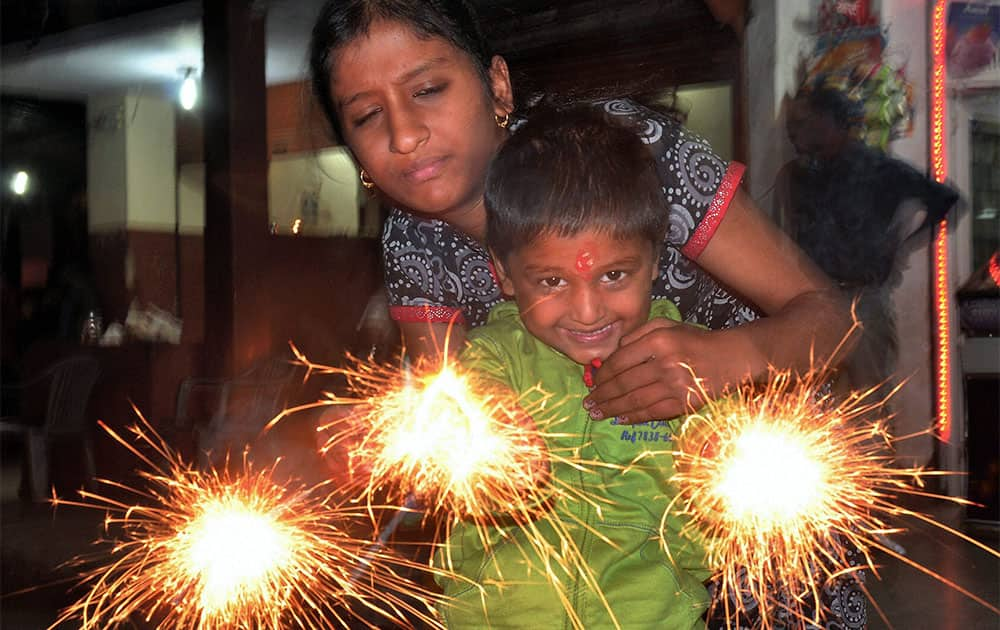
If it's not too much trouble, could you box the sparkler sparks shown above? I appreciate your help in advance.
[286,349,628,629]
[288,348,550,525]
[54,414,443,630]
[354,363,550,521]
[669,369,1000,629]
[283,340,997,630]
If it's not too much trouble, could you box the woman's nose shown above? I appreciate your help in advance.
[387,104,428,154]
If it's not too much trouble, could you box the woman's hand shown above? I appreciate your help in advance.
[582,187,852,425]
[582,320,760,424]
[398,321,467,366]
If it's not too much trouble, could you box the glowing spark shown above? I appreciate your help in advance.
[670,369,1000,629]
[181,496,294,615]
[54,413,444,630]
[714,423,825,527]
[286,348,627,629]
[306,354,549,524]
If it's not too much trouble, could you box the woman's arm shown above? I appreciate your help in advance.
[398,321,468,366]
[585,188,852,423]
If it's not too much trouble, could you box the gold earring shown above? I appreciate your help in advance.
[495,112,510,129]
[359,169,375,190]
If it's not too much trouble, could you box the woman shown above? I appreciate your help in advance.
[308,0,851,426]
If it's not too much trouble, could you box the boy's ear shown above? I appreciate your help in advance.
[489,249,516,297]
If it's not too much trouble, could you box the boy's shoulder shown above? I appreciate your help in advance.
[461,301,555,392]
[466,301,530,351]
[649,298,683,323]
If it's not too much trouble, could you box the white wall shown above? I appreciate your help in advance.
[676,82,734,160]
[87,91,128,232]
[125,92,177,231]
[177,162,205,233]
[268,147,363,236]
[87,89,177,233]
[880,0,936,468]
[745,0,820,207]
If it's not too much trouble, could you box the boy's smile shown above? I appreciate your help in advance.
[494,230,659,365]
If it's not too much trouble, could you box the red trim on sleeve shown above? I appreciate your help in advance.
[389,305,466,325]
[680,161,746,260]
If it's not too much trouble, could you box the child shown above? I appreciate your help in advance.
[437,105,711,629]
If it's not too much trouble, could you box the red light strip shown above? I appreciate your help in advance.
[930,0,950,443]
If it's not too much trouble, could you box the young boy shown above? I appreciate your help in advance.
[437,106,711,629]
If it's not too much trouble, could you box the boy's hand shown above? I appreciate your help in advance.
[583,319,710,424]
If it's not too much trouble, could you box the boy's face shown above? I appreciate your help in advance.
[494,230,659,365]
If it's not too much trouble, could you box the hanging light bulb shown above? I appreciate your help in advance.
[10,171,29,196]
[179,68,198,110]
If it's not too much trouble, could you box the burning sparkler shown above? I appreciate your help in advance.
[283,348,648,628]
[284,346,551,526]
[669,368,1000,629]
[53,413,444,630]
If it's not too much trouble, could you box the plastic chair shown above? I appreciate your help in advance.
[0,355,101,501]
[172,355,304,469]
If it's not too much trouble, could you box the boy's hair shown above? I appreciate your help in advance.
[485,105,668,262]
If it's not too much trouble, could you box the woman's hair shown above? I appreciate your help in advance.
[309,0,496,142]
[485,104,668,262]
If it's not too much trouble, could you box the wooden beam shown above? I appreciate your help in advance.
[201,0,270,376]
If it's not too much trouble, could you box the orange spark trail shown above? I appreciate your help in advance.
[288,348,637,629]
[669,368,1000,629]
[53,413,444,630]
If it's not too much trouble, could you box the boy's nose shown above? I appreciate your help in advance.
[570,286,603,325]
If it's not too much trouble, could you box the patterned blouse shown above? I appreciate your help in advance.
[382,98,757,330]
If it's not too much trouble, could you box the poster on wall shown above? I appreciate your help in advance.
[947,2,1000,80]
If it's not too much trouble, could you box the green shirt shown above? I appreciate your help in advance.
[439,300,710,629]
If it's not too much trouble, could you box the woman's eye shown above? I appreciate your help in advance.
[352,108,380,128]
[602,270,625,282]
[414,83,446,98]
[541,277,565,288]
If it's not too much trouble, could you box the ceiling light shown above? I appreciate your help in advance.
[179,68,198,110]
[10,171,28,196]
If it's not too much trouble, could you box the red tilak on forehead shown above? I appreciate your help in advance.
[575,247,596,277]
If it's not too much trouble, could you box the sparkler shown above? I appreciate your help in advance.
[53,413,444,630]
[669,368,1000,629]
[283,331,998,630]
[284,348,630,629]
[284,346,551,526]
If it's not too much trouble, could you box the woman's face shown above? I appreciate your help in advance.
[329,19,513,222]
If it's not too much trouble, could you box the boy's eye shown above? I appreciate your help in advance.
[602,270,626,282]
[541,277,565,288]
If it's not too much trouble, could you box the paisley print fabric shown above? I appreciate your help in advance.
[705,534,868,629]
[382,97,757,328]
